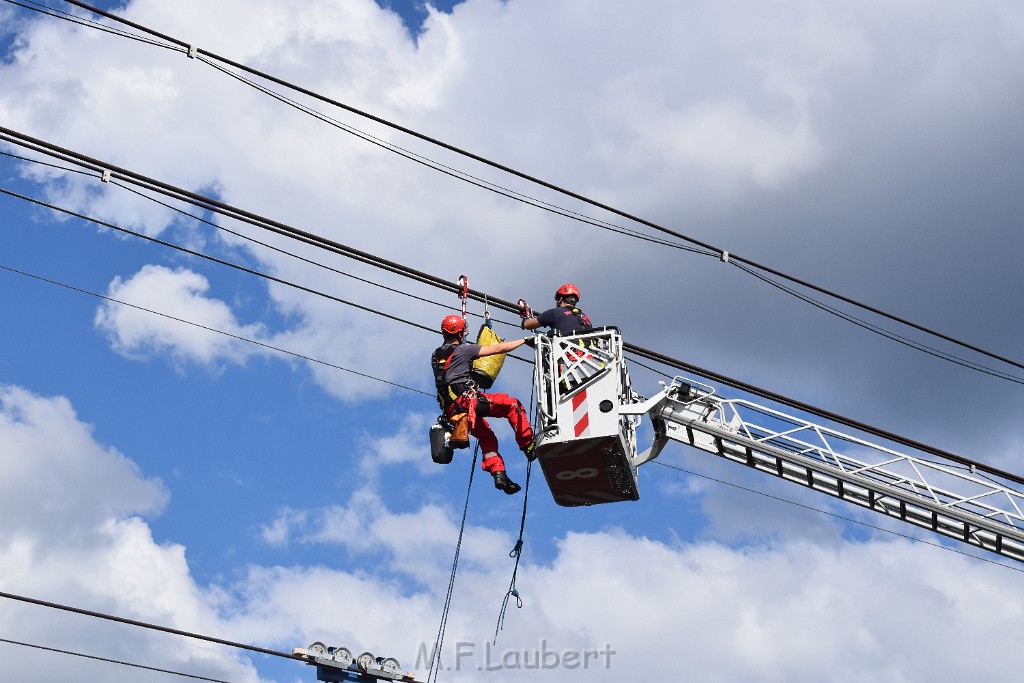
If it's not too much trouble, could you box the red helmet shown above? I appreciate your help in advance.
[441,315,467,335]
[555,283,580,301]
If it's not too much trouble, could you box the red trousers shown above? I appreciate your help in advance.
[447,391,534,473]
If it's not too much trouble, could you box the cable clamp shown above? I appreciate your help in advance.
[101,169,111,183]
[187,45,198,59]
[720,250,729,263]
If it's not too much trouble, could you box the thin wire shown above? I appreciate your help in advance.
[0,183,435,334]
[195,55,708,255]
[0,636,233,683]
[2,0,174,50]
[650,460,1024,574]
[0,180,534,368]
[1,130,1019,484]
[111,180,462,314]
[733,261,1024,384]
[0,262,432,396]
[0,590,301,659]
[51,0,1024,377]
[3,146,505,324]
[0,148,96,177]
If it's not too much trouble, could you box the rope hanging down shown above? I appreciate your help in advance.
[493,370,538,644]
[493,461,532,644]
[427,445,478,683]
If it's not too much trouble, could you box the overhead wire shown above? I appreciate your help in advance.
[0,589,301,661]
[8,0,1024,394]
[36,0,1024,380]
[194,54,709,254]
[0,183,437,334]
[0,126,481,306]
[0,148,493,321]
[0,262,433,396]
[0,636,233,683]
[732,261,1024,385]
[2,127,1021,487]
[112,181,462,314]
[3,9,1024,650]
[650,459,1024,574]
[2,0,173,50]
[2,0,702,254]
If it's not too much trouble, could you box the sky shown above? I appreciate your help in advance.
[2,0,1024,681]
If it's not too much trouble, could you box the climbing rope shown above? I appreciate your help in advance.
[492,370,538,644]
[493,460,532,644]
[426,445,478,683]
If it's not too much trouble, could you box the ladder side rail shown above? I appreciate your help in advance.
[534,336,559,424]
[721,396,1024,515]
[653,387,1024,537]
[662,412,1024,552]
[720,407,1024,526]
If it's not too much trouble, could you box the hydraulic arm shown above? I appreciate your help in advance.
[626,377,1024,563]
[529,329,1024,564]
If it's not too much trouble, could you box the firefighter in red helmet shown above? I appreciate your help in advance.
[521,283,592,334]
[431,315,536,495]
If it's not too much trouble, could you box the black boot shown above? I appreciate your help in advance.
[521,441,538,462]
[492,471,521,495]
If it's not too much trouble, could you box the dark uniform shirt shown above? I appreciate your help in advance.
[443,342,481,387]
[536,306,590,335]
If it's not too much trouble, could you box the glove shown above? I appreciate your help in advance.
[522,336,536,348]
[517,298,532,321]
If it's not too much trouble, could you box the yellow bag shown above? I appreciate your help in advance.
[471,323,505,389]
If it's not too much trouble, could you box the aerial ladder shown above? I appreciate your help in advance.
[530,327,1024,564]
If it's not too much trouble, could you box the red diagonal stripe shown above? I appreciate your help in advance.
[574,411,590,436]
[572,389,587,410]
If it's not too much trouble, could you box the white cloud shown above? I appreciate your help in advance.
[0,385,167,538]
[95,264,267,367]
[4,383,1024,682]
[0,385,262,683]
[356,410,439,478]
[245,495,1024,682]
[7,0,1023,417]
[4,2,1024,680]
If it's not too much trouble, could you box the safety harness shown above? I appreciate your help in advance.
[568,306,593,332]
